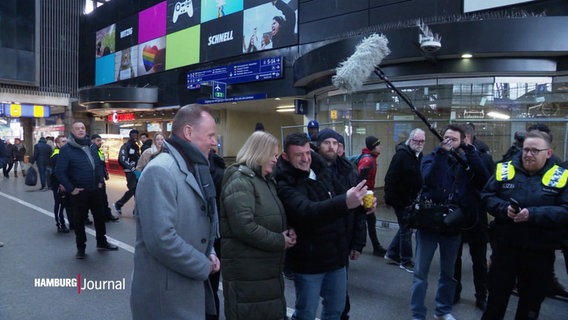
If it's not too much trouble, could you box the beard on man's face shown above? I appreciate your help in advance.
[320,149,337,162]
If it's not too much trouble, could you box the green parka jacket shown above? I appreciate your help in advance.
[220,164,288,320]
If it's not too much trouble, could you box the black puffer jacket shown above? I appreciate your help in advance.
[273,152,349,274]
[384,142,423,208]
[55,134,104,192]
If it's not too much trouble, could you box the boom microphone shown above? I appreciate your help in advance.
[332,33,391,92]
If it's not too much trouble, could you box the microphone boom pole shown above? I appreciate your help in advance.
[374,67,470,171]
[373,67,443,142]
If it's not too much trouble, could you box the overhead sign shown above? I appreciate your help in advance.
[197,93,267,105]
[107,112,136,123]
[187,56,283,89]
[212,81,226,99]
[0,103,50,118]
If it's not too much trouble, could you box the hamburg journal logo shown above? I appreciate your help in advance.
[34,274,126,294]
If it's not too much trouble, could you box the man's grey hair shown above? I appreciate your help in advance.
[405,128,426,145]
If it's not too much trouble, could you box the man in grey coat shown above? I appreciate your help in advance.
[130,105,221,320]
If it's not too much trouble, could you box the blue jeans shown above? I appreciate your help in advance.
[386,206,414,264]
[291,267,346,320]
[410,229,461,320]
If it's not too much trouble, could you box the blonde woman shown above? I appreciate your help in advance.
[220,131,296,320]
[135,133,164,173]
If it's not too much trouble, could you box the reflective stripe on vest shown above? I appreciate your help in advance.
[98,149,105,161]
[495,161,515,181]
[542,165,568,188]
[50,148,60,158]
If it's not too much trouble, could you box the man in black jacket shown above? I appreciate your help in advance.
[315,128,370,320]
[273,132,368,320]
[384,128,426,272]
[114,129,140,215]
[32,137,53,191]
[0,138,9,174]
[2,139,14,178]
[56,122,118,259]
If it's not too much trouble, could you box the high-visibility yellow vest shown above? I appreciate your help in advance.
[542,165,568,188]
[50,148,60,158]
[495,161,568,188]
[495,161,515,182]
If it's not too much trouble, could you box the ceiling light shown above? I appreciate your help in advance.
[274,97,281,100]
[276,105,294,109]
[276,108,295,113]
[487,111,510,119]
[461,53,473,59]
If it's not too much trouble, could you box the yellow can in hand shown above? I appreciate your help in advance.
[363,191,374,209]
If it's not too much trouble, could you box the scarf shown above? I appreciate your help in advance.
[166,135,220,241]
[67,133,95,170]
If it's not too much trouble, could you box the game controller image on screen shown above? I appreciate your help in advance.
[173,0,194,22]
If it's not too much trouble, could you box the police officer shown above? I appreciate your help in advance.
[481,130,568,319]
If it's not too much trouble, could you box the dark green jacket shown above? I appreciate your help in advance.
[220,164,287,320]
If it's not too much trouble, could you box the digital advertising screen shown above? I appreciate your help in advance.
[167,0,201,34]
[115,16,138,51]
[96,53,116,85]
[115,45,139,81]
[94,0,298,86]
[201,0,243,24]
[166,25,200,70]
[138,1,167,44]
[96,24,116,58]
[200,12,243,62]
[137,37,166,76]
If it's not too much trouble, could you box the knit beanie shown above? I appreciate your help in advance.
[317,128,341,146]
[365,136,380,150]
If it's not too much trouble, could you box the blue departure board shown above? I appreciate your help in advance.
[187,56,282,89]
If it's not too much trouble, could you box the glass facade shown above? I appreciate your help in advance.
[317,76,568,189]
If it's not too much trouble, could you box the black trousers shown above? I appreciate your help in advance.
[116,171,137,208]
[3,162,13,177]
[482,243,554,320]
[454,225,488,300]
[69,189,107,249]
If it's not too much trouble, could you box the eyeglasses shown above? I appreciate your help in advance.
[411,139,425,144]
[522,148,549,155]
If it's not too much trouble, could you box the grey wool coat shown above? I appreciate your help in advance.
[130,141,217,320]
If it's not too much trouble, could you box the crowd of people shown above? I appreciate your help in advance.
[2,107,568,319]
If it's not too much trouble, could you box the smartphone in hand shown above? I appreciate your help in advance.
[509,198,521,213]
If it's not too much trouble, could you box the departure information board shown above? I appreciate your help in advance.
[187,56,282,89]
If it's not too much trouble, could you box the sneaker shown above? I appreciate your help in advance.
[112,203,122,215]
[400,261,415,273]
[433,314,456,320]
[384,254,401,265]
[57,226,70,233]
[373,246,387,256]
